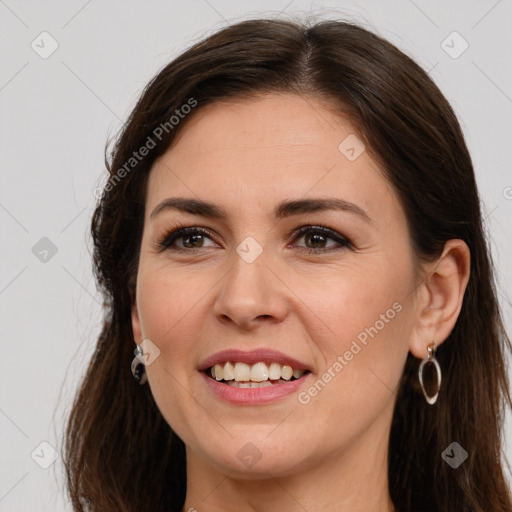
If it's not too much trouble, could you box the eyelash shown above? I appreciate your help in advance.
[157,223,352,254]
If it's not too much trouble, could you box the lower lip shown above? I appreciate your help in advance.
[200,372,311,405]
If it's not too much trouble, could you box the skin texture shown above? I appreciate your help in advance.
[131,93,470,512]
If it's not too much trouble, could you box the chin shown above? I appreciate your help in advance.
[200,435,314,479]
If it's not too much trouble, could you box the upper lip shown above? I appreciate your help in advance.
[198,348,312,372]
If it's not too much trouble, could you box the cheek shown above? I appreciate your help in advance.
[306,261,410,402]
[136,261,214,342]
[307,260,406,344]
[295,302,409,453]
[134,266,215,438]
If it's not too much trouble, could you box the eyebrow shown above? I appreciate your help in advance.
[150,197,371,223]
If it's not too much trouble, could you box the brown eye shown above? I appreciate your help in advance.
[180,233,207,248]
[159,227,217,251]
[292,225,351,253]
[303,232,330,249]
[158,224,351,254]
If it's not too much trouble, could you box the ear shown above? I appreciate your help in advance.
[131,298,143,343]
[409,239,470,359]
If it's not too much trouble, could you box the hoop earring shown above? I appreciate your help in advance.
[131,344,147,385]
[418,342,441,405]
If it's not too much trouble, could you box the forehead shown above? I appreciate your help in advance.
[167,93,353,163]
[146,94,401,226]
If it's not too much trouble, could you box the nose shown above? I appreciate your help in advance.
[212,246,290,331]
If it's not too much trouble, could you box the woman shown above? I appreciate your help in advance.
[63,18,512,512]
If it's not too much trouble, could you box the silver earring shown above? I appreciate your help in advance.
[418,342,441,405]
[131,344,147,385]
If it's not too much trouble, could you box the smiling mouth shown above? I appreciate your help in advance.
[205,361,311,388]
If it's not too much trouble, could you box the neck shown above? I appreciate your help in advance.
[182,411,395,512]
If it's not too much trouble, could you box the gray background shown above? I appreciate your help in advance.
[1,1,511,510]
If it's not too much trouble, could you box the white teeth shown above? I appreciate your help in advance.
[234,362,251,382]
[214,363,224,381]
[268,362,282,380]
[250,362,268,382]
[223,361,235,380]
[209,361,307,383]
[281,365,293,380]
[252,381,272,388]
[228,379,284,388]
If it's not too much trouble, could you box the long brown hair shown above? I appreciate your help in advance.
[63,18,512,511]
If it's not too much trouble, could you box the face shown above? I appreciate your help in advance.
[132,93,419,478]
